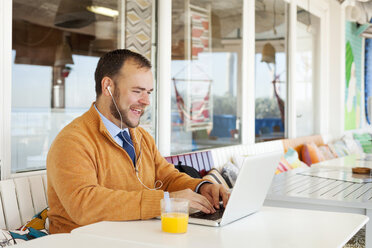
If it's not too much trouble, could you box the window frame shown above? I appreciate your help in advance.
[0,0,13,180]
[287,0,329,138]
[2,0,159,178]
[0,0,331,179]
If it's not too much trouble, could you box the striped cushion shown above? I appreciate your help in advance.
[276,157,292,174]
[276,148,308,174]
[353,133,372,153]
[328,140,350,157]
[221,162,239,188]
[342,136,364,154]
[318,145,337,160]
[301,142,325,166]
[202,169,230,189]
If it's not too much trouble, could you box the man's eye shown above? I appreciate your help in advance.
[133,90,141,93]
[147,91,152,95]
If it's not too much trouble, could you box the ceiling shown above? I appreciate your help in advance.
[12,0,119,65]
[13,0,358,66]
[13,0,117,37]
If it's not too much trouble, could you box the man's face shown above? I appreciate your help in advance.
[109,60,153,128]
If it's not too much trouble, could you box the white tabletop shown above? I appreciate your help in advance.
[313,154,372,169]
[265,155,372,247]
[266,155,372,209]
[72,206,368,248]
[12,233,165,248]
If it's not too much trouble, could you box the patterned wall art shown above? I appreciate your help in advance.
[190,9,210,59]
[345,22,362,130]
[365,38,372,124]
[125,0,152,60]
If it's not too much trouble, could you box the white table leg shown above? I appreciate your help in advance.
[366,209,372,248]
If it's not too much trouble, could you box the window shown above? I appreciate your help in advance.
[255,0,287,143]
[170,0,243,154]
[11,0,156,173]
[295,7,320,137]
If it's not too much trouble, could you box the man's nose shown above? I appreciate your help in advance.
[139,92,150,105]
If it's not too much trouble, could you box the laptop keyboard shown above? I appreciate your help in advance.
[189,204,225,221]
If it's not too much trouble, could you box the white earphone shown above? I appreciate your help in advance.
[105,84,162,190]
[107,86,112,95]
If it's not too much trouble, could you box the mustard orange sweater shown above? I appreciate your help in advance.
[47,104,203,233]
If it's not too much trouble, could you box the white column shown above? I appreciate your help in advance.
[287,0,297,138]
[118,0,126,48]
[241,0,255,145]
[157,0,172,156]
[323,0,345,140]
[338,2,347,136]
[0,0,12,179]
[318,5,330,137]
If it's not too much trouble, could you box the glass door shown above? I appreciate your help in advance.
[295,7,320,137]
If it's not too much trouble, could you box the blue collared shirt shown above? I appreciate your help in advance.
[94,104,130,147]
[94,104,209,193]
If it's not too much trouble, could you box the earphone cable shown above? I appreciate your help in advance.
[108,87,163,191]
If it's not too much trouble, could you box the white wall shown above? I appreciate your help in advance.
[326,0,345,141]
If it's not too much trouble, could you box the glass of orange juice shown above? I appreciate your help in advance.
[160,198,189,234]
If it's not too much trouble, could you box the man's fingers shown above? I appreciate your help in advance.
[203,193,214,207]
[201,184,226,209]
[194,193,215,213]
[211,186,220,209]
[170,189,215,213]
[189,201,212,214]
[220,187,230,208]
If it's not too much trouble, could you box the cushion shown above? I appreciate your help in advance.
[342,135,364,155]
[276,156,292,174]
[353,133,372,153]
[20,208,49,232]
[202,169,230,189]
[318,145,337,160]
[0,228,48,246]
[276,148,308,174]
[301,142,325,166]
[328,140,350,157]
[221,162,240,188]
[0,208,49,246]
[282,135,325,160]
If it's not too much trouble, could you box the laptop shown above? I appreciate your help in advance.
[189,152,281,227]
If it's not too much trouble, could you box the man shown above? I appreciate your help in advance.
[47,49,229,234]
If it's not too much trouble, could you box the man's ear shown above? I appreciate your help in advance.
[101,77,113,97]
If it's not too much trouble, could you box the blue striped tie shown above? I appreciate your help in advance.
[118,131,136,166]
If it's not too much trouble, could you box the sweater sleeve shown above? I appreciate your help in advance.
[47,134,164,227]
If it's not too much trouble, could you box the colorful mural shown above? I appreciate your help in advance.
[345,22,362,130]
[365,38,372,124]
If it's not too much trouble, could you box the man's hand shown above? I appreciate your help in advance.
[199,183,230,209]
[169,189,216,214]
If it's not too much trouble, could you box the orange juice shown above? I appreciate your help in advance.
[161,212,189,233]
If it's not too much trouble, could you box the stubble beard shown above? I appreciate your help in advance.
[109,89,142,128]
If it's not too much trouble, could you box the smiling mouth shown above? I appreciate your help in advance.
[130,107,144,116]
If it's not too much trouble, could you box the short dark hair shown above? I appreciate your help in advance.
[95,49,152,98]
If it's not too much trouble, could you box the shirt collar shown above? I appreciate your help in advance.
[94,104,128,138]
